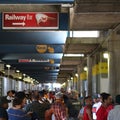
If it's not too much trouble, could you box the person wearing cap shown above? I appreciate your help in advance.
[92,94,102,120]
[107,94,120,120]
[50,92,68,120]
[0,96,10,120]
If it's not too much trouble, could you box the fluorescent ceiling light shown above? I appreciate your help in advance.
[6,64,11,68]
[75,73,78,77]
[64,54,84,57]
[19,77,22,79]
[103,53,109,59]
[61,4,73,7]
[84,66,88,71]
[23,74,26,76]
[70,31,99,38]
[16,70,20,73]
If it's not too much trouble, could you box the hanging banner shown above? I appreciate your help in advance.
[3,12,59,29]
[98,62,108,74]
[80,72,87,80]
[18,59,50,63]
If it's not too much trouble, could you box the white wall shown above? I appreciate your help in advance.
[100,78,109,93]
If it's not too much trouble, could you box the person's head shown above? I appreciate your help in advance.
[7,90,13,97]
[93,94,100,103]
[33,90,39,96]
[39,91,44,98]
[31,94,39,101]
[60,88,65,93]
[101,93,111,106]
[11,90,16,97]
[71,90,79,100]
[0,96,10,109]
[13,91,26,108]
[85,96,92,105]
[115,95,120,105]
[55,92,63,101]
[100,92,107,102]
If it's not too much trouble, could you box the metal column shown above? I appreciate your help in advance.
[77,65,80,94]
[87,56,93,96]
[108,38,120,97]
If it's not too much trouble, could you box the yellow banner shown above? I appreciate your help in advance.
[73,76,77,82]
[92,64,99,76]
[92,62,108,76]
[80,72,87,80]
[98,62,108,74]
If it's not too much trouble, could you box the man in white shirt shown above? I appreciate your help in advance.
[6,90,14,109]
[107,95,120,120]
[92,94,102,120]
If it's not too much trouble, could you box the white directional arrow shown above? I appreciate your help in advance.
[12,22,25,26]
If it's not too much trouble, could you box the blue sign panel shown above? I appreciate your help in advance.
[0,0,74,4]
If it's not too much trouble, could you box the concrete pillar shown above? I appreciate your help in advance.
[3,77,12,95]
[18,81,23,91]
[77,65,80,94]
[71,77,74,90]
[12,79,15,90]
[87,56,93,96]
[108,36,120,97]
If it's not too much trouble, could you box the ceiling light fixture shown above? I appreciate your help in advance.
[103,52,109,59]
[6,64,11,68]
[64,54,84,57]
[16,70,20,73]
[61,3,73,7]
[23,74,26,76]
[84,66,88,71]
[70,31,99,38]
[19,77,22,79]
[75,73,78,77]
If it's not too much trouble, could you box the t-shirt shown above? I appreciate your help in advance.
[25,101,50,120]
[96,105,108,120]
[0,107,8,120]
[8,108,31,120]
[7,96,14,109]
[92,102,102,120]
[83,105,92,120]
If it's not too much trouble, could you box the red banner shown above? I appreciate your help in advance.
[3,12,59,29]
[18,59,50,63]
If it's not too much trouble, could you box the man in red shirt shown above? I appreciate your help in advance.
[96,93,112,120]
[83,96,92,120]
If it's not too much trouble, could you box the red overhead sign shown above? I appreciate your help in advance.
[18,59,50,63]
[3,12,59,29]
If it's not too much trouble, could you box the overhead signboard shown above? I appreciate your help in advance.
[18,59,50,63]
[3,12,59,29]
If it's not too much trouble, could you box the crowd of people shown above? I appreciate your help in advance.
[78,93,120,120]
[0,89,120,120]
